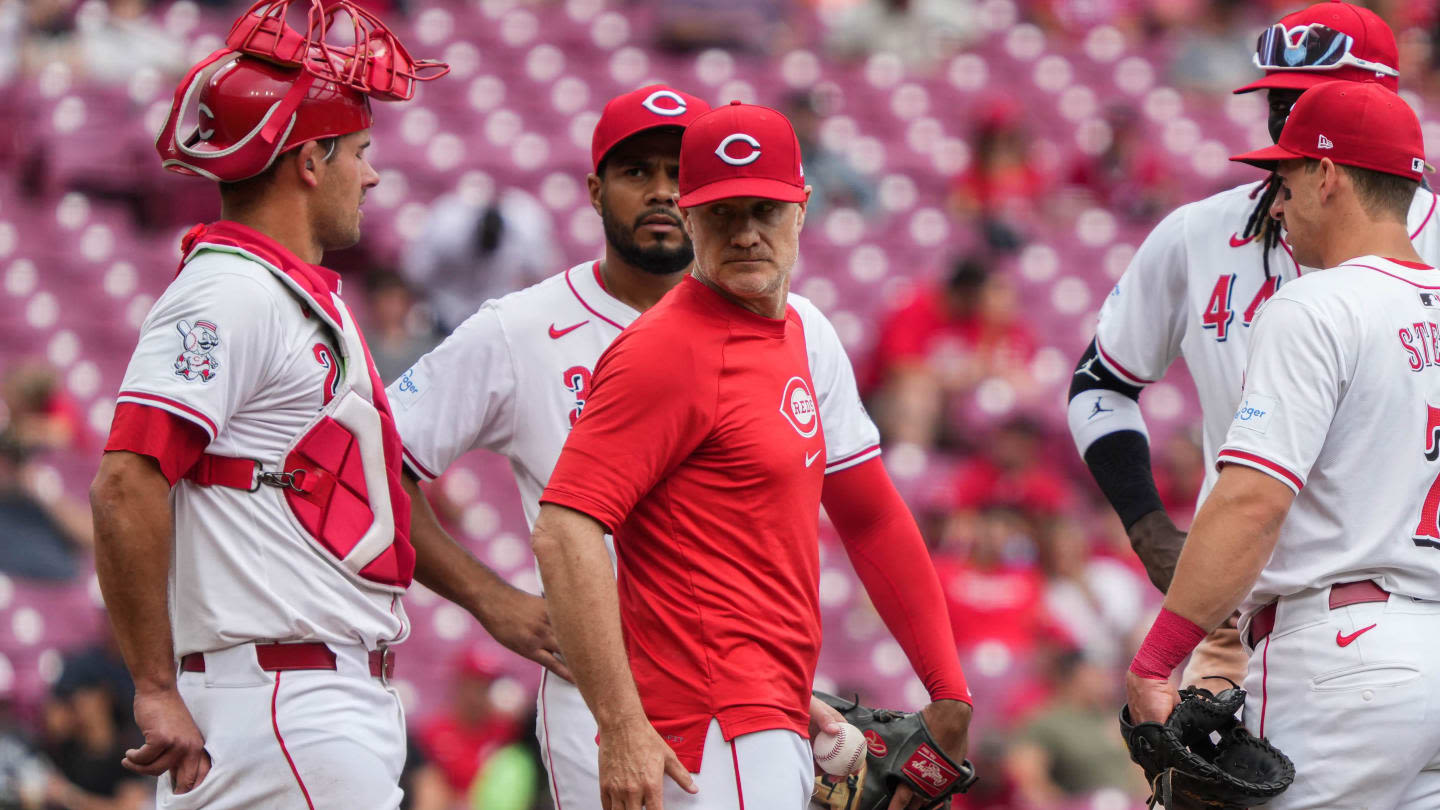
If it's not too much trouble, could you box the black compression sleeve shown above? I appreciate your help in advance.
[1069,340,1164,529]
[1083,431,1166,531]
[1068,339,1141,401]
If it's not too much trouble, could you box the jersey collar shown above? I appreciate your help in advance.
[179,220,347,334]
[180,221,344,295]
[679,274,791,336]
[565,261,639,329]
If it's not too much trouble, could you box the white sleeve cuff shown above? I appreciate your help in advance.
[1216,448,1304,494]
[1068,390,1149,457]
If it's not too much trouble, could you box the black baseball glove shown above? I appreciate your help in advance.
[1119,678,1294,809]
[810,691,977,810]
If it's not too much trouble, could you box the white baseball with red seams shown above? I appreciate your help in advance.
[812,722,866,777]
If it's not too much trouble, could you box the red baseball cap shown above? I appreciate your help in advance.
[591,84,711,172]
[678,101,806,207]
[1234,1,1399,95]
[1230,81,1426,180]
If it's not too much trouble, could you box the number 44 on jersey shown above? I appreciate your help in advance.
[1202,274,1281,341]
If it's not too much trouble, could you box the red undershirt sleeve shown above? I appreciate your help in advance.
[822,457,971,704]
[103,402,210,485]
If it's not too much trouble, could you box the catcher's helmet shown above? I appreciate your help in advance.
[157,0,447,182]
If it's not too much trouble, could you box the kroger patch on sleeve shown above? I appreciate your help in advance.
[1232,393,1278,435]
[389,364,429,410]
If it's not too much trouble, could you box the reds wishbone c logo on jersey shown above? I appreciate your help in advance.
[779,376,818,438]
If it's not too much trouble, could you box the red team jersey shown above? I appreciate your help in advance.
[541,275,825,770]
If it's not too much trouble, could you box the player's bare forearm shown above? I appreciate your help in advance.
[90,451,179,693]
[530,503,647,731]
[405,473,513,613]
[532,505,698,803]
[405,474,571,680]
[1127,510,1187,594]
[1161,466,1293,631]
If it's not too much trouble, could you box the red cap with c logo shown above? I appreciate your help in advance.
[591,84,711,172]
[678,101,806,208]
[1230,80,1427,180]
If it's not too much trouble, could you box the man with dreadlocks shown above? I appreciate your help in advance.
[1067,0,1440,689]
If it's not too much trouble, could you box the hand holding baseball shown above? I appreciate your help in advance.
[812,721,866,776]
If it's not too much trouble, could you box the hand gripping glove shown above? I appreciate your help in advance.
[1119,678,1295,810]
[810,691,977,810]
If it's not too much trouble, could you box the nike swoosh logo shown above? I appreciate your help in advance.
[805,449,823,467]
[548,321,589,339]
[1229,233,1254,248]
[1336,624,1377,647]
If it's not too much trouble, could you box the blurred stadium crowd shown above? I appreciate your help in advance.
[2,0,1439,807]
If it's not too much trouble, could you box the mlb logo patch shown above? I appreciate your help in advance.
[1421,293,1440,308]
[1415,157,1427,173]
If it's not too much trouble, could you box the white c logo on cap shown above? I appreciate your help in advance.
[715,133,761,166]
[642,90,687,117]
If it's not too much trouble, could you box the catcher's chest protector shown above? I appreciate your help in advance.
[181,223,414,591]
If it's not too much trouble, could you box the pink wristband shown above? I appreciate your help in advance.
[1129,608,1207,681]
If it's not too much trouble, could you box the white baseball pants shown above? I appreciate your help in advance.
[537,670,812,809]
[157,643,407,810]
[1241,585,1440,809]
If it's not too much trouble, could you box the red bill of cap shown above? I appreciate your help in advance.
[591,85,711,171]
[1234,1,1399,94]
[678,101,806,207]
[1231,80,1426,180]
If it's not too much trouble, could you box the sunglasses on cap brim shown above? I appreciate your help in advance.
[1253,22,1398,77]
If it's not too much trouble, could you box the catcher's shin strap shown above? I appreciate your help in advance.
[1247,580,1388,646]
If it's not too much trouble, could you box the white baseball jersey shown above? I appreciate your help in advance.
[116,250,407,656]
[389,261,882,532]
[1091,182,1440,505]
[1217,256,1440,615]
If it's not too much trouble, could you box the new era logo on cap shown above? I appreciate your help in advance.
[678,101,807,207]
[1318,134,1334,149]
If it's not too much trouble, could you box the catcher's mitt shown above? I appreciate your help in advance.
[810,691,977,810]
[1119,678,1294,810]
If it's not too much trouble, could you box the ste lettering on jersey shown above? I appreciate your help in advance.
[108,223,410,655]
[540,275,825,773]
[1218,256,1440,613]
[1093,182,1440,505]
